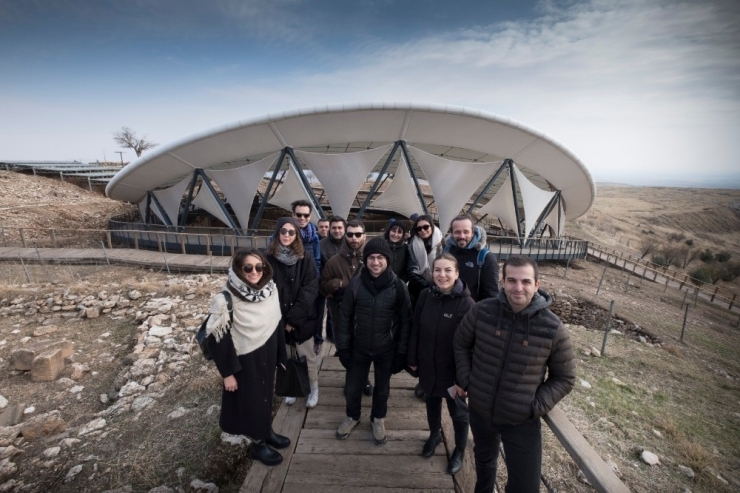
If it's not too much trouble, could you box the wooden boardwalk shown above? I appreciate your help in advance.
[241,345,474,492]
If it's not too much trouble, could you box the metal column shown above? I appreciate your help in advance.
[357,141,401,219]
[285,147,326,219]
[399,141,429,217]
[467,159,510,212]
[250,149,287,232]
[508,161,523,247]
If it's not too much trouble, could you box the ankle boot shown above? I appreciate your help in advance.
[421,430,442,458]
[266,428,290,449]
[447,448,464,475]
[250,442,283,466]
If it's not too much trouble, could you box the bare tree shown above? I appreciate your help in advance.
[679,248,700,269]
[637,236,657,260]
[113,127,158,157]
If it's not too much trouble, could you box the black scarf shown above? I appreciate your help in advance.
[360,265,394,297]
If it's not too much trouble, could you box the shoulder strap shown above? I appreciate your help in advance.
[395,277,406,312]
[221,290,234,324]
[443,244,451,254]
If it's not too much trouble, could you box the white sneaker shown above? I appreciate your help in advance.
[306,381,319,409]
[285,396,296,406]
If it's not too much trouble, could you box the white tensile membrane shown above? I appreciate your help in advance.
[295,144,391,220]
[204,152,278,229]
[192,182,235,229]
[151,175,192,225]
[370,152,426,219]
[269,159,321,224]
[543,196,565,238]
[476,175,520,235]
[407,145,498,232]
[512,164,556,241]
[138,198,147,224]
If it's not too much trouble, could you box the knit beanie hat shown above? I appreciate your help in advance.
[383,219,407,241]
[363,236,393,264]
[274,216,300,236]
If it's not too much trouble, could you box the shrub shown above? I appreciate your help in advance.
[717,251,731,263]
[652,254,669,267]
[689,266,713,285]
[667,232,686,243]
[719,262,740,282]
[685,239,694,246]
[700,249,715,263]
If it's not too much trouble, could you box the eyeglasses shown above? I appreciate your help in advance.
[294,213,311,219]
[242,263,264,274]
[345,232,364,238]
[279,228,296,236]
[416,224,431,232]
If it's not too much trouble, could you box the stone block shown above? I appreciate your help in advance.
[20,411,66,440]
[10,340,73,371]
[31,349,66,382]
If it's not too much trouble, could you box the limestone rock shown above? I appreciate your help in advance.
[148,486,175,493]
[0,458,17,479]
[21,411,66,440]
[69,386,84,394]
[190,479,219,492]
[131,396,155,413]
[641,450,660,465]
[118,382,145,398]
[32,325,58,337]
[149,326,172,338]
[128,290,142,300]
[64,464,83,482]
[0,446,22,460]
[60,438,81,448]
[611,378,628,387]
[678,464,695,478]
[85,306,101,319]
[78,418,106,436]
[70,363,90,380]
[0,397,6,410]
[580,379,592,389]
[167,407,189,419]
[589,346,601,357]
[31,348,66,382]
[221,432,250,446]
[9,339,73,371]
[43,446,60,458]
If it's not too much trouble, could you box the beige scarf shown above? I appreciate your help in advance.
[206,282,282,356]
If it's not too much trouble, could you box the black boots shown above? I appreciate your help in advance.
[421,431,442,458]
[250,442,283,466]
[266,429,291,449]
[414,383,426,400]
[447,448,464,475]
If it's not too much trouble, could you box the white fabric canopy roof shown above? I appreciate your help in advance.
[477,175,520,233]
[295,144,391,219]
[108,103,595,224]
[205,152,278,229]
[370,153,425,218]
[408,145,497,232]
[151,175,191,225]
[544,197,565,238]
[269,160,321,224]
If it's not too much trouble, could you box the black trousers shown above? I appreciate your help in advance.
[426,395,469,451]
[344,347,394,421]
[469,408,542,493]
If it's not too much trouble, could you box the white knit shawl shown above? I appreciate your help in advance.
[206,286,282,356]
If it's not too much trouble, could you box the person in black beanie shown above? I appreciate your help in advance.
[383,219,410,283]
[334,237,412,445]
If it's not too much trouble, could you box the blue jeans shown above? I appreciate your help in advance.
[344,347,394,421]
[469,408,542,493]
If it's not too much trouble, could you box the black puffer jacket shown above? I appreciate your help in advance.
[453,289,576,425]
[267,255,319,344]
[408,280,475,398]
[387,241,410,283]
[335,268,412,357]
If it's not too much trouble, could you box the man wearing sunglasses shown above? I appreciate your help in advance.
[291,200,324,352]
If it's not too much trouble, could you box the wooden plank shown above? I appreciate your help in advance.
[440,400,475,493]
[315,385,425,408]
[304,407,430,431]
[239,400,306,493]
[544,407,630,493]
[282,485,452,493]
[284,453,454,489]
[320,371,418,389]
[299,428,432,442]
[295,433,443,456]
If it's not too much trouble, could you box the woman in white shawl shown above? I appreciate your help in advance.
[407,214,444,309]
[206,248,289,466]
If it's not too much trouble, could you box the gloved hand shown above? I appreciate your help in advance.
[391,353,407,374]
[338,351,352,370]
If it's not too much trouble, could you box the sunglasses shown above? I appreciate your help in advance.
[279,228,296,236]
[242,263,264,274]
[345,232,364,238]
[416,224,431,232]
[294,213,311,219]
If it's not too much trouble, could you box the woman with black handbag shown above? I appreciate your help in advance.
[407,253,475,475]
[205,248,290,466]
[266,217,322,408]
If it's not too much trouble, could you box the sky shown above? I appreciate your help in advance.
[1,0,739,187]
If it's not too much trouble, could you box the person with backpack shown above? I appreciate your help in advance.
[205,248,290,466]
[266,217,321,409]
[443,214,499,301]
[407,253,475,475]
[334,237,412,445]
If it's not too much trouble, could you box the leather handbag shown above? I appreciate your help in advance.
[275,343,310,398]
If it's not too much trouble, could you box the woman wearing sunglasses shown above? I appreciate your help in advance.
[407,253,474,475]
[266,217,321,408]
[407,214,444,309]
[205,248,290,466]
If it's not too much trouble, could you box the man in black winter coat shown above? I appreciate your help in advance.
[334,237,412,446]
[454,255,575,493]
[444,214,499,301]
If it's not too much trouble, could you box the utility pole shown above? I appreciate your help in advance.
[115,151,124,165]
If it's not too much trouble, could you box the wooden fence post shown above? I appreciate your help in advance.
[596,264,608,296]
[51,229,57,248]
[680,304,689,343]
[601,300,615,356]
[106,231,112,249]
[729,293,736,311]
[134,231,139,250]
[20,228,26,248]
[180,233,186,255]
[711,287,718,303]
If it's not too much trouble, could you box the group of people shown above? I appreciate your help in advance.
[203,201,577,493]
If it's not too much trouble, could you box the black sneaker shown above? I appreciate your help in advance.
[363,380,373,396]
[414,383,426,400]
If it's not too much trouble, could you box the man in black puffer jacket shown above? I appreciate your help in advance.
[334,237,412,446]
[454,255,575,493]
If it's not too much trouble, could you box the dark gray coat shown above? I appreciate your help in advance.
[453,289,576,425]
